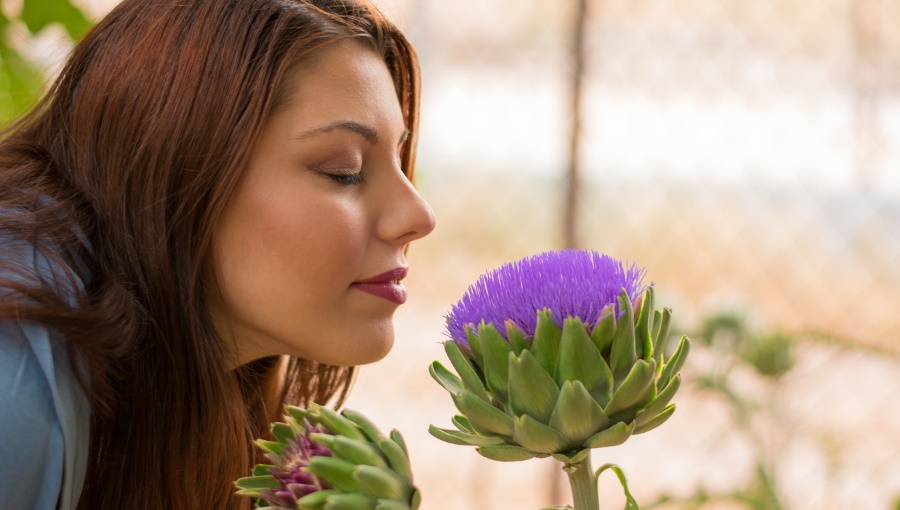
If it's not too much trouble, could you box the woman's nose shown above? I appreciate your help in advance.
[378,172,436,245]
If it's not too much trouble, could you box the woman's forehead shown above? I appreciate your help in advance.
[271,41,405,137]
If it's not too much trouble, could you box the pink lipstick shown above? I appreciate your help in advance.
[351,267,408,304]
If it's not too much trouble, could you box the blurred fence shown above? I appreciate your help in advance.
[352,0,900,509]
[5,0,900,508]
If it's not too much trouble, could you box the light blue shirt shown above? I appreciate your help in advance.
[0,228,91,509]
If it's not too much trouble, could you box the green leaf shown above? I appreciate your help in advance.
[21,0,92,40]
[456,389,515,437]
[314,404,367,442]
[605,360,655,417]
[254,439,285,456]
[508,350,560,425]
[322,435,388,468]
[0,39,44,122]
[389,430,409,457]
[353,465,409,501]
[375,499,414,510]
[444,340,490,402]
[590,305,616,356]
[635,376,658,414]
[634,404,676,435]
[476,444,539,462]
[464,326,484,370]
[342,409,386,443]
[410,488,421,510]
[505,320,530,354]
[428,425,507,446]
[634,374,681,430]
[297,490,341,510]
[635,287,655,360]
[270,422,295,444]
[323,492,377,510]
[556,317,612,404]
[595,463,640,510]
[478,322,513,402]
[550,448,590,465]
[582,421,634,449]
[252,464,274,477]
[451,414,473,433]
[286,405,312,424]
[450,392,466,416]
[659,336,691,389]
[513,414,569,454]
[308,456,360,493]
[234,474,280,491]
[652,308,672,367]
[532,309,562,376]
[375,436,413,483]
[610,291,637,386]
[428,361,464,397]
[309,432,338,451]
[550,381,610,445]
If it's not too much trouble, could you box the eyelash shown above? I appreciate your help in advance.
[326,172,365,186]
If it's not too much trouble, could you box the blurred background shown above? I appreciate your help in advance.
[3,0,898,508]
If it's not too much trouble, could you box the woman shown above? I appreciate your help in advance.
[0,0,435,508]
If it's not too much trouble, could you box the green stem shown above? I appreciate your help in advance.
[565,455,599,510]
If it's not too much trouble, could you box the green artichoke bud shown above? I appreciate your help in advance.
[235,403,421,510]
[431,286,690,464]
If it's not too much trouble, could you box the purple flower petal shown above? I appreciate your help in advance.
[445,250,647,342]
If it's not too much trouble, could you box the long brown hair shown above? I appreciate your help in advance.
[0,0,419,507]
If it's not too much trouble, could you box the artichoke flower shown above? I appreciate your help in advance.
[429,250,690,468]
[235,403,420,510]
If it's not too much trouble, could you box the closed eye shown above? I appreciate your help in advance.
[325,172,365,186]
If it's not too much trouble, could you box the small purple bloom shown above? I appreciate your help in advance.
[261,422,332,509]
[445,250,647,342]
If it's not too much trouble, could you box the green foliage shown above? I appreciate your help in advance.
[700,311,795,379]
[645,311,796,510]
[595,464,639,510]
[21,0,91,40]
[742,332,794,379]
[0,0,92,124]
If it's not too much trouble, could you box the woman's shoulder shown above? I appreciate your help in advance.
[0,322,90,509]
[0,209,91,509]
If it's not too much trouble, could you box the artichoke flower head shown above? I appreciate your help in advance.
[236,404,421,510]
[430,250,690,464]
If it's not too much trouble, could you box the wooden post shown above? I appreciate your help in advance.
[564,0,589,251]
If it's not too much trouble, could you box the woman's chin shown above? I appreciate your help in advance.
[296,334,395,367]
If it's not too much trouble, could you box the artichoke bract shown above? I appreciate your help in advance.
[429,250,690,466]
[236,403,420,510]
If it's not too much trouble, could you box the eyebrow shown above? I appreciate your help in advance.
[294,120,409,146]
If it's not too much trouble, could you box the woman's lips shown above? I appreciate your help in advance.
[351,282,407,304]
[351,267,408,304]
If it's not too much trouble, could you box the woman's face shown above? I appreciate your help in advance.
[210,41,435,367]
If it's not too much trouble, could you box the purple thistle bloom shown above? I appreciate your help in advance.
[261,422,333,509]
[445,250,648,343]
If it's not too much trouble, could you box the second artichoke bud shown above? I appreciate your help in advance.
[236,403,421,510]
[430,286,690,464]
